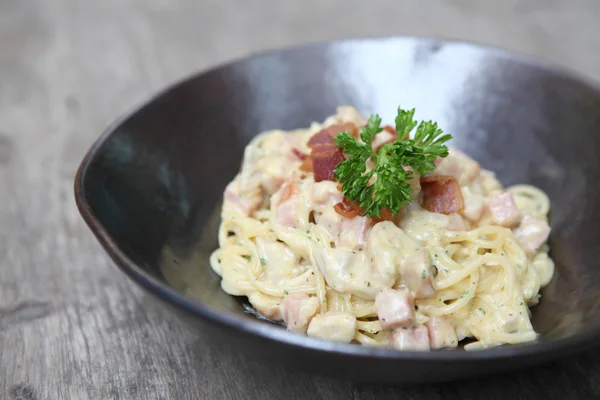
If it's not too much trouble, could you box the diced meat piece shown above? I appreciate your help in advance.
[273,180,302,228]
[299,157,313,172]
[308,123,358,148]
[372,208,395,223]
[372,127,397,152]
[224,181,262,216]
[312,146,345,182]
[308,130,335,147]
[420,176,464,214]
[337,216,372,250]
[399,249,435,299]
[272,179,298,207]
[447,213,466,231]
[433,148,481,185]
[324,122,358,138]
[291,148,308,160]
[306,312,357,343]
[514,214,551,254]
[425,317,458,349]
[311,181,343,211]
[460,187,485,222]
[280,294,320,333]
[375,288,416,329]
[487,192,522,227]
[390,326,430,351]
[275,199,300,228]
[334,198,361,219]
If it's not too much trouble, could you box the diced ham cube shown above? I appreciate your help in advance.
[425,317,458,349]
[488,192,522,227]
[514,214,551,254]
[224,181,262,216]
[375,288,416,329]
[280,294,320,333]
[337,216,372,250]
[272,179,298,206]
[460,187,485,222]
[420,176,464,214]
[273,180,302,228]
[399,249,435,299]
[390,326,431,351]
[306,311,357,343]
[433,148,481,185]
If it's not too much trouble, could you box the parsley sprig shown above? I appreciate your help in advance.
[333,107,452,218]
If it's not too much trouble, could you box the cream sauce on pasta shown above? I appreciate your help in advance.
[209,106,554,351]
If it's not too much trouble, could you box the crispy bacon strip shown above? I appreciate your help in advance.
[307,123,358,148]
[299,157,313,172]
[334,198,361,218]
[326,123,358,139]
[312,145,345,182]
[420,176,464,214]
[292,148,308,160]
[372,208,395,223]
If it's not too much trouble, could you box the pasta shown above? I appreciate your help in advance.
[209,106,554,351]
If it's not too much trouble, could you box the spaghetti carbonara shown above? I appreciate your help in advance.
[210,106,553,351]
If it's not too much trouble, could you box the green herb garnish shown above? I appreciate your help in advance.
[333,107,452,218]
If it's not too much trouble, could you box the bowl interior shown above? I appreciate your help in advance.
[80,38,600,350]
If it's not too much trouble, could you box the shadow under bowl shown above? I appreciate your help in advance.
[75,37,600,383]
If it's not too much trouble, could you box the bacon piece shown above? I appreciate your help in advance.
[299,157,313,172]
[325,122,358,138]
[291,148,308,160]
[307,123,358,148]
[308,130,335,147]
[333,198,361,218]
[420,176,464,214]
[312,146,345,182]
[373,208,395,223]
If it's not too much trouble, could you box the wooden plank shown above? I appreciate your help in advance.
[1,0,600,399]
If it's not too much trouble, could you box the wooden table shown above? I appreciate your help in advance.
[2,1,600,399]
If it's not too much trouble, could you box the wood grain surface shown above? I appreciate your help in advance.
[1,1,600,399]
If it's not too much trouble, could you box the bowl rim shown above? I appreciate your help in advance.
[74,35,600,363]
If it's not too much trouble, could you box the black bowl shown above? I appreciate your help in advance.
[75,37,600,383]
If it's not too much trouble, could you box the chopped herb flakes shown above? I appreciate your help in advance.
[260,257,267,265]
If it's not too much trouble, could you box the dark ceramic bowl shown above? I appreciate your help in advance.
[75,37,600,383]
